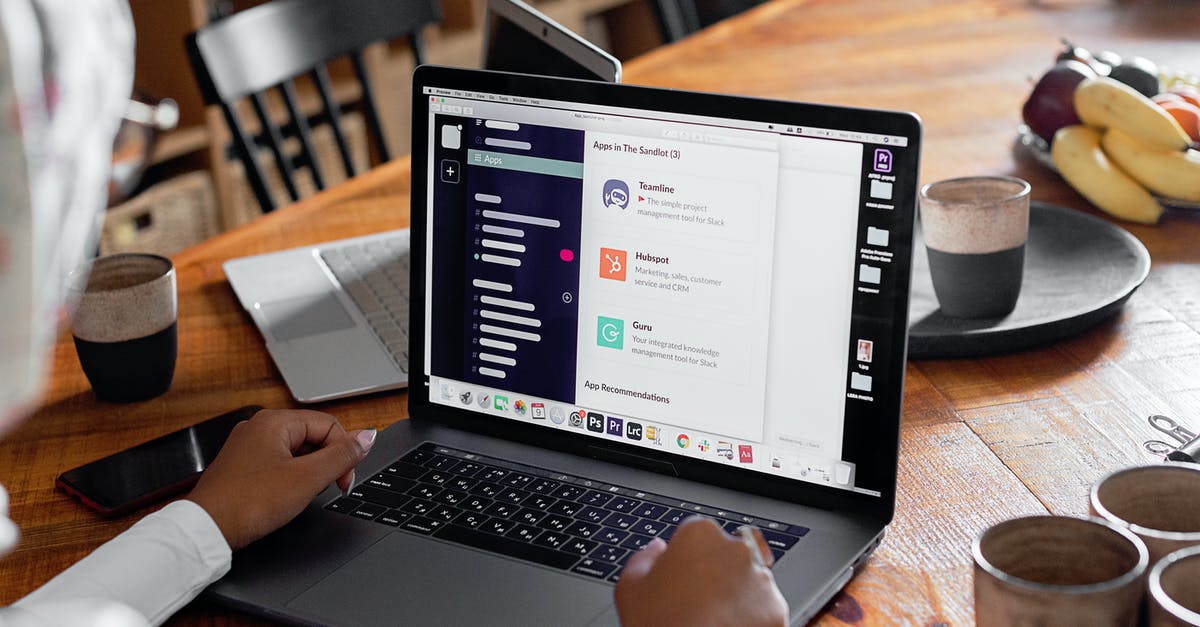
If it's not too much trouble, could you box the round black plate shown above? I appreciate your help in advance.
[908,201,1151,359]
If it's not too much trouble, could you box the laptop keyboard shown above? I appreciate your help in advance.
[325,442,809,583]
[318,236,410,372]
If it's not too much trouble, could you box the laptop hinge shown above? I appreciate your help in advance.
[586,445,680,477]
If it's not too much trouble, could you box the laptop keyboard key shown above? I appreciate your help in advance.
[589,545,628,564]
[758,529,802,551]
[603,512,638,530]
[399,450,434,465]
[505,524,542,543]
[435,525,579,570]
[562,538,598,556]
[454,511,489,529]
[577,506,609,524]
[478,468,509,483]
[419,470,452,486]
[401,517,444,535]
[513,508,546,526]
[407,484,443,501]
[551,485,585,500]
[634,503,669,520]
[619,533,652,551]
[367,474,415,494]
[350,485,410,510]
[469,482,502,499]
[460,496,492,512]
[445,476,478,492]
[660,508,689,525]
[546,500,581,518]
[482,519,515,536]
[428,505,461,523]
[596,528,629,546]
[578,490,614,507]
[605,497,641,513]
[377,509,411,527]
[384,462,426,480]
[434,489,468,507]
[526,479,559,494]
[521,494,556,511]
[632,519,666,536]
[571,559,617,579]
[502,473,534,488]
[400,499,436,517]
[483,502,517,519]
[426,456,459,471]
[326,497,361,513]
[532,531,569,549]
[537,516,572,532]
[449,460,485,476]
[495,487,529,505]
[565,521,600,539]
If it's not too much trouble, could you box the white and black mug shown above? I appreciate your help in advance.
[70,253,177,402]
[920,176,1031,318]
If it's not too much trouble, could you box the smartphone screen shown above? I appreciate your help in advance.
[56,405,261,516]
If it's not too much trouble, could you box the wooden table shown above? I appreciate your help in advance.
[4,0,1200,623]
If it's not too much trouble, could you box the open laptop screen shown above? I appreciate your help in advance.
[414,68,919,500]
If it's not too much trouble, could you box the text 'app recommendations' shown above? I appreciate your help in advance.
[576,131,780,441]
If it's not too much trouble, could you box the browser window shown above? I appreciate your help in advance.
[422,88,912,496]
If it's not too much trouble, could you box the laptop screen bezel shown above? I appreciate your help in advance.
[408,65,920,523]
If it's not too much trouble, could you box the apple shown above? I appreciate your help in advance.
[1023,60,1097,143]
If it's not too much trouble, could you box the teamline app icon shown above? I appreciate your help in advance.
[603,179,630,210]
[597,316,624,350]
[606,416,625,437]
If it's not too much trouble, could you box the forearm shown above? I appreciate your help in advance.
[12,500,231,626]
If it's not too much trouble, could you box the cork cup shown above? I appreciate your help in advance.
[920,176,1030,318]
[70,254,177,402]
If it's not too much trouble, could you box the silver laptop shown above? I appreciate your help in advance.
[223,6,619,404]
[482,0,621,82]
[207,66,921,626]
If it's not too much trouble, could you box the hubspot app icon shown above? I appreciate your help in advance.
[599,248,627,282]
[597,316,624,350]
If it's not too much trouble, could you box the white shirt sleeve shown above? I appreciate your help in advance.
[5,500,232,627]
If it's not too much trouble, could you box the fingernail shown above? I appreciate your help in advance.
[355,428,377,453]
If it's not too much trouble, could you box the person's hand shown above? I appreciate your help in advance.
[187,409,376,550]
[614,516,789,627]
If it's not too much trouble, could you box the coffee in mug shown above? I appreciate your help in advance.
[920,176,1030,318]
[70,254,177,402]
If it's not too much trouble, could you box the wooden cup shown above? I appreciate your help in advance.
[1089,463,1200,566]
[973,515,1149,626]
[1149,545,1200,626]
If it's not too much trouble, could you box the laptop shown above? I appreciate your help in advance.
[223,5,619,404]
[482,0,621,82]
[207,66,921,626]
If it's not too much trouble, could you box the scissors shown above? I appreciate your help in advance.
[1142,414,1200,462]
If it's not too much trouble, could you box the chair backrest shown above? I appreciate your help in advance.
[186,0,440,213]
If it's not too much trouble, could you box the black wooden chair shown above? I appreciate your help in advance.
[186,0,441,213]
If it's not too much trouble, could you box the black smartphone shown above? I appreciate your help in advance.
[56,405,262,517]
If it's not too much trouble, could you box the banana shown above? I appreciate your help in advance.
[1051,125,1164,224]
[1102,128,1200,202]
[1074,77,1191,151]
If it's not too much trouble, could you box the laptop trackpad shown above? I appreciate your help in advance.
[259,293,355,342]
[286,532,614,626]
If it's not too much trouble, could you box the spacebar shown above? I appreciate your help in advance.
[434,524,580,570]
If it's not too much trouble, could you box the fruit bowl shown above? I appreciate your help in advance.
[1016,124,1200,211]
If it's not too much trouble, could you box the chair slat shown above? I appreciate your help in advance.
[278,79,326,191]
[311,65,358,179]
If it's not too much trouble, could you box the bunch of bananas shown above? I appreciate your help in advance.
[1051,77,1200,224]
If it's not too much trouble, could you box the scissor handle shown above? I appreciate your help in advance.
[1148,414,1197,445]
[1144,440,1174,456]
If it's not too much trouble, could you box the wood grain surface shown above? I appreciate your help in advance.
[3,0,1200,624]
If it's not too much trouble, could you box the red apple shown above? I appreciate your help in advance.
[1023,60,1097,143]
